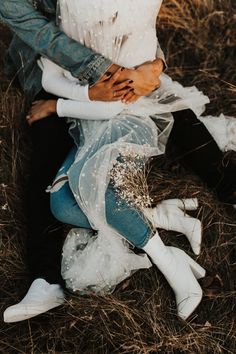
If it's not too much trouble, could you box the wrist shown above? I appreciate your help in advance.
[91,64,121,88]
[105,63,121,76]
[152,58,164,73]
[88,87,95,101]
[48,100,57,113]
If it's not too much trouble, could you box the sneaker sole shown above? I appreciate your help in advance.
[4,299,64,323]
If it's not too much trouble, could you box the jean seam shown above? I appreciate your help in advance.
[137,228,153,248]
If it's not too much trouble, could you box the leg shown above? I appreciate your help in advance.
[50,148,150,247]
[4,91,74,323]
[57,175,205,320]
[105,185,151,248]
[67,152,153,248]
[50,147,91,229]
[104,184,205,320]
[167,109,236,203]
[57,129,205,319]
[26,90,74,286]
[142,232,205,320]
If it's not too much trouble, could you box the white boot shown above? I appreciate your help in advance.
[3,279,64,323]
[142,232,205,320]
[143,198,202,255]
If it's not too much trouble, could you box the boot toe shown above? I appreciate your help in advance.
[177,290,203,320]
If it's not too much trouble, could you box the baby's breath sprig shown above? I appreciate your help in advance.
[110,146,153,210]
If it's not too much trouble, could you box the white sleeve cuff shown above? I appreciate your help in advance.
[75,84,90,102]
[56,99,65,117]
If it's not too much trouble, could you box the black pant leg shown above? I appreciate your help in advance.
[26,91,74,286]
[166,109,236,203]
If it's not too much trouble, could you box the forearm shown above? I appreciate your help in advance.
[0,1,112,84]
[40,58,90,101]
[57,99,124,120]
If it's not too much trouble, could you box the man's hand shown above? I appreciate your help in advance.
[88,58,164,103]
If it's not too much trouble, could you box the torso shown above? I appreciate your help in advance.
[59,0,162,67]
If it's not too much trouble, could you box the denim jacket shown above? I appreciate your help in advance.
[0,0,112,100]
[0,0,166,100]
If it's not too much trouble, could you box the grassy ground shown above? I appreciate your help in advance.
[0,1,236,353]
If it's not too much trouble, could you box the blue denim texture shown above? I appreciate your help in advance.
[0,0,112,100]
[50,147,151,248]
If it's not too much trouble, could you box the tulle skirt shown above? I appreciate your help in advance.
[58,73,235,293]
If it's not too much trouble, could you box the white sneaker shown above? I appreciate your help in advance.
[3,278,64,323]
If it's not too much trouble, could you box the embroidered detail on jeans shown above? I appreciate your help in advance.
[46,174,69,193]
[52,175,69,187]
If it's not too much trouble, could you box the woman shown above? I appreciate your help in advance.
[26,0,235,320]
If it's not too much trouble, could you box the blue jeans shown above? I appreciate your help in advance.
[50,147,151,248]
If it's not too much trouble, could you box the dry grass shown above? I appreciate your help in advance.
[0,1,236,353]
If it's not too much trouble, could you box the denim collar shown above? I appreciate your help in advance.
[31,0,56,14]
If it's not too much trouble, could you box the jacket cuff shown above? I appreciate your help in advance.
[71,54,113,86]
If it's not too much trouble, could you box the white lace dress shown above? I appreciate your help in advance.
[41,0,236,293]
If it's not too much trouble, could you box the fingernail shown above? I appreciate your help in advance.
[105,72,111,76]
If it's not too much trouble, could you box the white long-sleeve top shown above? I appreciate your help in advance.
[39,57,126,120]
[39,56,236,152]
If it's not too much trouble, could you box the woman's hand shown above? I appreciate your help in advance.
[122,90,141,104]
[26,100,57,126]
[118,58,164,98]
[89,67,135,101]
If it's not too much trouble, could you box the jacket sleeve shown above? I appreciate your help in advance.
[0,0,112,85]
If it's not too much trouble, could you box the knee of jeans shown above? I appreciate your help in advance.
[105,205,151,248]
